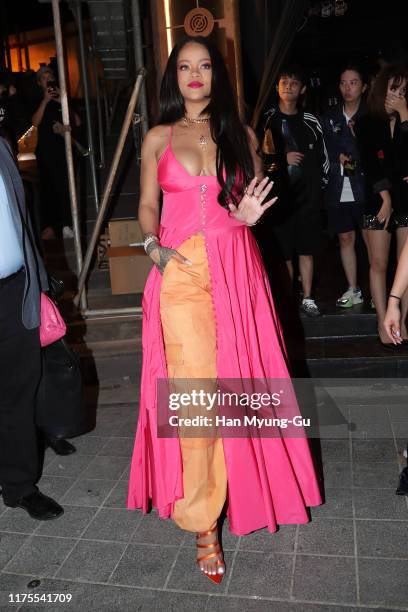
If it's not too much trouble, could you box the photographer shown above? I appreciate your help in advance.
[31,66,80,240]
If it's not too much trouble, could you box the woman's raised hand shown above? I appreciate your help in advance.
[228,177,278,226]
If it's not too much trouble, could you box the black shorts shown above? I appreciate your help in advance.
[327,202,363,234]
[272,207,321,260]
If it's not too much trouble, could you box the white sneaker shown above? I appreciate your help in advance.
[62,226,74,239]
[301,298,321,317]
[336,287,363,308]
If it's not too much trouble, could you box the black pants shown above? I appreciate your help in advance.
[0,270,41,504]
[37,149,72,234]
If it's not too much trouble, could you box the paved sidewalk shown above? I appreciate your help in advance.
[1,382,408,611]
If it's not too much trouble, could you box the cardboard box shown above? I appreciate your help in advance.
[108,219,153,294]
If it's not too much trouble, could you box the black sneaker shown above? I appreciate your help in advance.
[301,298,321,317]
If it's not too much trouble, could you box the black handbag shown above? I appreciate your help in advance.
[36,338,94,439]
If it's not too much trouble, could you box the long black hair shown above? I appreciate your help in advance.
[158,35,254,210]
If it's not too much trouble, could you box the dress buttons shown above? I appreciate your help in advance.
[199,184,207,229]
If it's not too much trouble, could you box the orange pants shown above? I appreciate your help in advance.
[159,234,227,532]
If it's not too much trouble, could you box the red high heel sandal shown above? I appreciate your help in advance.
[196,522,225,584]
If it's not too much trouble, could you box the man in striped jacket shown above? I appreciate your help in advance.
[263,65,329,317]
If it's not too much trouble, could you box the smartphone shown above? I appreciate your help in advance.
[47,80,58,96]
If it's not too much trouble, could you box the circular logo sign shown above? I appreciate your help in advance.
[184,7,215,37]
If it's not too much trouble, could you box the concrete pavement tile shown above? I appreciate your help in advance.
[227,551,292,598]
[388,405,408,421]
[0,532,28,570]
[67,435,109,455]
[55,540,126,582]
[311,488,353,519]
[320,439,350,462]
[35,506,98,538]
[322,462,352,488]
[43,454,94,478]
[353,488,408,520]
[80,456,129,480]
[103,481,131,509]
[109,543,178,588]
[99,437,135,457]
[352,463,400,488]
[59,479,117,507]
[82,508,141,542]
[349,405,390,424]
[0,509,41,535]
[292,555,357,604]
[5,535,77,578]
[35,476,77,502]
[238,524,296,553]
[132,513,185,545]
[356,519,408,558]
[352,439,398,462]
[298,518,354,556]
[359,557,408,607]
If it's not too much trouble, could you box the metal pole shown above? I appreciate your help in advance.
[90,46,105,168]
[131,0,149,135]
[74,69,146,308]
[72,0,99,213]
[51,0,87,311]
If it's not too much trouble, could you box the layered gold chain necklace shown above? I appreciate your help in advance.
[182,115,210,148]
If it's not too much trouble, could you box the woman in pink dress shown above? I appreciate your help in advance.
[127,36,322,584]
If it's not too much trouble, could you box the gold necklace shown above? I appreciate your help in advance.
[182,116,210,148]
[183,115,210,125]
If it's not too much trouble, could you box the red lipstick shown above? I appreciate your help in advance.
[188,82,204,88]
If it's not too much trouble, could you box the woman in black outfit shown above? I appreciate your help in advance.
[355,64,408,345]
[321,64,367,309]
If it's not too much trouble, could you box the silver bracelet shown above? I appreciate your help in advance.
[143,234,159,253]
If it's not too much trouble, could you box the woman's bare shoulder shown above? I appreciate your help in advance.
[143,124,171,156]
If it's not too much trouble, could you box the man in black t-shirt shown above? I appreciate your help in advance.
[263,65,329,317]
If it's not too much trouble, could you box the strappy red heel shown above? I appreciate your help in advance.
[196,522,225,584]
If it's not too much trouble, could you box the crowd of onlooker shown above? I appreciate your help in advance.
[260,60,408,348]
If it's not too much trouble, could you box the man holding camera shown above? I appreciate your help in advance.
[31,66,78,240]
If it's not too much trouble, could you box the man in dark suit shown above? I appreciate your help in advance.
[0,136,63,520]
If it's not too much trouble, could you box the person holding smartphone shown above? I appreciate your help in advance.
[355,63,408,346]
[31,66,80,240]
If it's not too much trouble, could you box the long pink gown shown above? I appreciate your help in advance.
[127,136,322,536]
